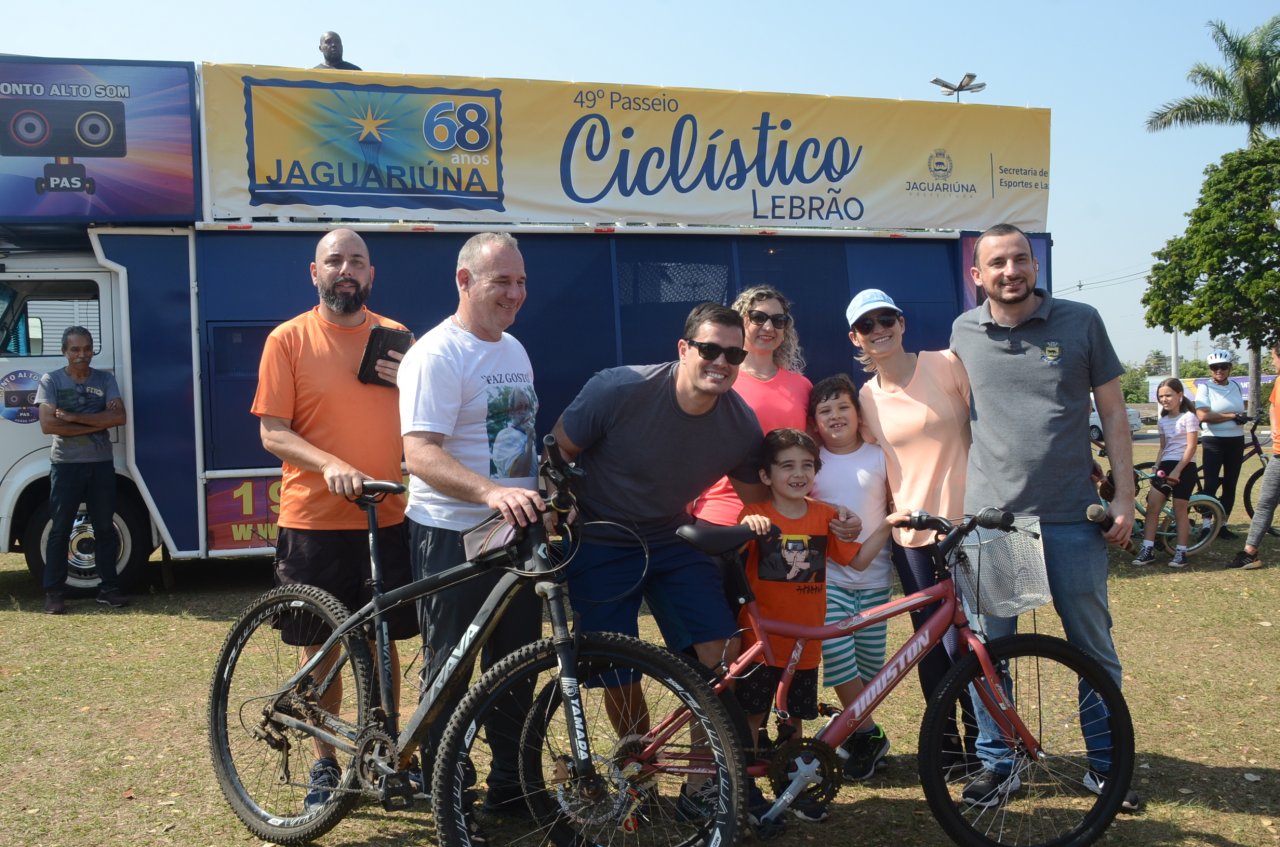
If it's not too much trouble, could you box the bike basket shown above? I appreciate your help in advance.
[951,516,1050,617]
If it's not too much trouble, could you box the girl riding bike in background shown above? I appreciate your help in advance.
[1133,378,1199,568]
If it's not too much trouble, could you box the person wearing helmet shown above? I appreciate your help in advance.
[1195,350,1248,540]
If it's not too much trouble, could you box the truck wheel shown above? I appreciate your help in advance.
[22,497,153,595]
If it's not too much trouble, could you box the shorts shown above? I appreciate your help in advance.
[734,663,819,720]
[566,539,738,650]
[1153,460,1198,500]
[274,523,417,645]
[822,584,891,687]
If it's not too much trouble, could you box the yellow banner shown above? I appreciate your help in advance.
[203,63,1050,231]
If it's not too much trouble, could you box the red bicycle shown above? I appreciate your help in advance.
[676,508,1135,847]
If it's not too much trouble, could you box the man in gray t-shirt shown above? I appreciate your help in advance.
[35,326,127,613]
[551,302,766,669]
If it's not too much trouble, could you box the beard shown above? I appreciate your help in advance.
[320,277,369,314]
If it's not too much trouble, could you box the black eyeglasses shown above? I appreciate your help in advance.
[1209,363,1231,371]
[685,339,748,365]
[851,313,900,335]
[747,309,793,329]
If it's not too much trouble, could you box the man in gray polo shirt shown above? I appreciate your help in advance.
[35,326,128,614]
[950,223,1140,812]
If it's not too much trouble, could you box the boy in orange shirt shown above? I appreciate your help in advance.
[738,427,907,823]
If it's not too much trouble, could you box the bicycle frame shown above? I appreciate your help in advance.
[265,506,603,795]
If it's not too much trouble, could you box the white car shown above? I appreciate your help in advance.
[1089,407,1143,441]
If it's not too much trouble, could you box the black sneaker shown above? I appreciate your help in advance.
[44,592,65,615]
[96,589,130,608]
[1084,770,1142,812]
[304,756,340,812]
[961,769,1021,807]
[1229,550,1263,570]
[1217,526,1238,541]
[1131,546,1156,565]
[842,725,890,781]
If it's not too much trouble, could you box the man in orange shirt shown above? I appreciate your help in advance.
[252,228,417,811]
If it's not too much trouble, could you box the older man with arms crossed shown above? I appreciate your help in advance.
[253,228,417,811]
[398,232,543,829]
[950,223,1141,812]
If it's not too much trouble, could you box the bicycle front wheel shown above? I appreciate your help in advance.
[208,585,373,845]
[919,634,1135,847]
[1163,496,1224,555]
[432,632,745,847]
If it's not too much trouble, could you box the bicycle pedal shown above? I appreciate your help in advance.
[379,771,416,811]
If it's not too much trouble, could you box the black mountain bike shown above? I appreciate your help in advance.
[208,436,746,846]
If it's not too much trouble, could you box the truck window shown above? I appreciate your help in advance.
[0,281,101,357]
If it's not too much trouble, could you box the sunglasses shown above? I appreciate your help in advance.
[747,309,793,329]
[685,339,748,365]
[1209,364,1231,371]
[851,313,900,335]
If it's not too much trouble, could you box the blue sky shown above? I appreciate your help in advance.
[6,0,1273,364]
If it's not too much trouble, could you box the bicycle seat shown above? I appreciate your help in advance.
[676,523,768,556]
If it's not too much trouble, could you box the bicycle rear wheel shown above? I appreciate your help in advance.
[1243,465,1280,537]
[208,585,373,845]
[432,632,745,847]
[919,634,1134,847]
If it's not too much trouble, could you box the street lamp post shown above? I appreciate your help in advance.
[930,73,986,102]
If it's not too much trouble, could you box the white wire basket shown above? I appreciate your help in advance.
[951,515,1050,618]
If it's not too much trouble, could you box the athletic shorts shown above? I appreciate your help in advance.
[566,539,738,650]
[274,523,417,645]
[734,663,819,720]
[1153,460,1198,500]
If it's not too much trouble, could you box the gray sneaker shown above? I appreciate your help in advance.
[1168,550,1188,568]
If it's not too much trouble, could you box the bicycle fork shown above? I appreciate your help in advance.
[536,578,607,801]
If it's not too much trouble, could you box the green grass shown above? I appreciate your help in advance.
[2,440,1277,845]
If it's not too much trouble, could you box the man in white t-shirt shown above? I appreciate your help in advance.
[398,232,543,823]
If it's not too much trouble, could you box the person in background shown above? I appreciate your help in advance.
[1195,350,1248,539]
[253,228,417,810]
[36,326,127,614]
[1132,378,1199,567]
[1229,343,1280,571]
[808,374,895,781]
[848,288,975,768]
[315,31,361,70]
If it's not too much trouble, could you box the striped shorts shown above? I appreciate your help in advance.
[822,584,891,687]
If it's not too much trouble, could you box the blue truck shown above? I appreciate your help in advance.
[0,56,1051,590]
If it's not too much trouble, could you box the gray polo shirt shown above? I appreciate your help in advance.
[950,290,1122,523]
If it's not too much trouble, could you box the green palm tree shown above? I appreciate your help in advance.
[1147,15,1280,147]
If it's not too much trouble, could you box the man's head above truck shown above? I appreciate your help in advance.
[310,228,374,325]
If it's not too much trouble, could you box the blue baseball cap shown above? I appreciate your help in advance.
[846,289,901,328]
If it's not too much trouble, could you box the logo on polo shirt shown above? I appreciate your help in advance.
[1042,341,1062,364]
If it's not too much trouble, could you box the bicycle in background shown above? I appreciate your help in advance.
[1096,442,1225,556]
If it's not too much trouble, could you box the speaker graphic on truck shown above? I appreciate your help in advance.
[0,99,127,195]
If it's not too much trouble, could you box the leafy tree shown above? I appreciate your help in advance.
[1146,15,1280,408]
[1143,139,1280,411]
[1120,365,1150,404]
[1141,349,1170,375]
